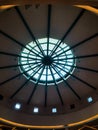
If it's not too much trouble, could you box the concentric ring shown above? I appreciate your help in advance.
[19,38,76,85]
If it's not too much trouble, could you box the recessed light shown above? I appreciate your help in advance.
[87,97,93,103]
[14,103,21,110]
[33,107,39,113]
[0,94,3,100]
[70,104,75,109]
[52,108,57,113]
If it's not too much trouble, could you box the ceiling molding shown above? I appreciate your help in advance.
[0,115,98,129]
[0,0,98,6]
[75,5,98,15]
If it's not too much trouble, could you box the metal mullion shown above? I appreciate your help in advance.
[55,62,98,73]
[59,53,72,57]
[65,54,98,60]
[47,5,52,56]
[0,30,43,58]
[27,65,45,104]
[0,63,41,87]
[72,54,98,59]
[22,51,42,59]
[52,46,70,58]
[0,61,41,69]
[50,9,85,56]
[54,61,98,73]
[72,65,98,73]
[20,59,32,62]
[54,61,71,65]
[54,61,73,64]
[15,7,45,56]
[49,66,64,105]
[0,51,41,61]
[54,53,98,61]
[53,58,67,61]
[10,64,43,99]
[52,46,68,56]
[27,44,42,58]
[53,54,72,60]
[26,55,41,60]
[45,66,48,107]
[54,57,71,61]
[54,61,71,66]
[20,62,41,71]
[53,64,96,90]
[66,61,74,63]
[52,65,81,100]
[53,33,98,59]
[53,62,70,72]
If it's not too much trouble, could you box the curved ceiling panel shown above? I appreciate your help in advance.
[0,5,98,115]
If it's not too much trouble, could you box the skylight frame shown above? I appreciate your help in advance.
[19,38,75,85]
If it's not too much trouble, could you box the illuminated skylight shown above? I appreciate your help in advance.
[19,38,75,85]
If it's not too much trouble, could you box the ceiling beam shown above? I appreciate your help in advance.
[52,65,81,100]
[50,9,85,56]
[49,66,64,105]
[27,65,45,104]
[53,33,98,59]
[0,30,43,58]
[44,66,48,107]
[54,62,98,73]
[53,63,96,90]
[15,7,45,56]
[0,0,98,6]
[47,5,52,56]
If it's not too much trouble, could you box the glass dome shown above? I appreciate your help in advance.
[19,38,75,85]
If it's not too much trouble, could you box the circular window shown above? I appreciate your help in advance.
[19,38,76,85]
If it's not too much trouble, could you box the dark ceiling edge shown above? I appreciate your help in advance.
[0,0,98,6]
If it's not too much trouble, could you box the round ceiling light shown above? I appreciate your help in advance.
[19,38,76,85]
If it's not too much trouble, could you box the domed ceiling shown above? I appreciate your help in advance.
[0,3,98,127]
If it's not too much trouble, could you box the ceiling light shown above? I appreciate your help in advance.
[14,103,21,110]
[33,107,39,113]
[87,97,93,103]
[52,108,57,113]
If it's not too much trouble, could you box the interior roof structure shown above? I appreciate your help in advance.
[0,0,98,6]
[0,1,98,129]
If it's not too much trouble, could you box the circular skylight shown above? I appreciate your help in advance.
[19,38,75,85]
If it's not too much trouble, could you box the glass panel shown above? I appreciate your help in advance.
[28,70,33,75]
[41,43,47,50]
[21,57,27,61]
[47,75,53,81]
[40,75,46,81]
[23,48,29,53]
[38,38,47,43]
[34,73,39,79]
[19,38,75,85]
[50,38,58,43]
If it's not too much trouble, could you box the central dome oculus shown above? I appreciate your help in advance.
[42,56,53,65]
[19,38,75,85]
